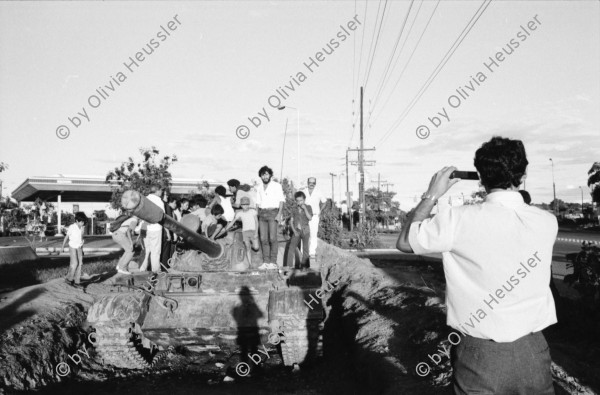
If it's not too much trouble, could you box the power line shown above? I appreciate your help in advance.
[349,0,358,148]
[370,0,440,128]
[355,0,369,100]
[362,0,389,92]
[350,0,369,148]
[376,0,492,146]
[369,0,417,115]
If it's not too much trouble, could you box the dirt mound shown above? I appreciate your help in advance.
[0,303,91,390]
[317,242,596,395]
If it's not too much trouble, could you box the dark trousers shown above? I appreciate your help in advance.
[453,331,554,395]
[160,228,172,268]
[258,209,278,263]
[286,225,310,268]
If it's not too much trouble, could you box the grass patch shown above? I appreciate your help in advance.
[0,252,126,292]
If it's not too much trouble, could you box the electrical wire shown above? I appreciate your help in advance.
[362,0,389,91]
[369,0,417,116]
[376,0,493,146]
[370,0,440,128]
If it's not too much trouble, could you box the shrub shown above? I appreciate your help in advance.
[348,222,379,250]
[318,200,341,247]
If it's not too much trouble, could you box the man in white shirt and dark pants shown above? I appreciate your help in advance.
[255,165,285,270]
[140,185,165,273]
[397,136,557,394]
[300,177,326,262]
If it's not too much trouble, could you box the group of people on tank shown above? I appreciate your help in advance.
[112,165,327,274]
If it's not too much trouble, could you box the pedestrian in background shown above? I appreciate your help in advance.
[300,177,327,262]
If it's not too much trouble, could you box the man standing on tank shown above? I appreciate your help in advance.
[255,166,285,270]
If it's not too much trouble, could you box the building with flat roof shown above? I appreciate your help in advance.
[11,175,224,233]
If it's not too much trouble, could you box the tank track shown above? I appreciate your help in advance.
[93,323,153,369]
[279,318,323,366]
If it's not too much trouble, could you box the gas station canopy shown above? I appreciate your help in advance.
[11,176,224,203]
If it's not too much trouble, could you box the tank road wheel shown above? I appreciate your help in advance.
[279,319,323,367]
[92,323,154,369]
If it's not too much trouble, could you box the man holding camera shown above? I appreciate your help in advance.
[397,136,557,394]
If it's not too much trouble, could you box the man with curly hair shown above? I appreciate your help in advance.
[397,136,557,394]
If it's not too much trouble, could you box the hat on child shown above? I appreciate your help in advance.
[240,197,250,204]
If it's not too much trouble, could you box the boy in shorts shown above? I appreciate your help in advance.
[223,197,259,268]
[62,212,88,287]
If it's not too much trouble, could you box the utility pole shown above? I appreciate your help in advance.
[346,149,351,231]
[347,146,375,228]
[329,172,336,203]
[550,158,557,215]
[359,86,365,226]
[382,183,394,194]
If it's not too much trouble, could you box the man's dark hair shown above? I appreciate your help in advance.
[168,196,179,205]
[192,196,208,208]
[180,198,189,205]
[474,136,528,189]
[214,185,227,197]
[211,204,224,216]
[294,191,306,199]
[227,179,240,188]
[258,166,273,177]
[519,190,532,205]
[75,212,88,224]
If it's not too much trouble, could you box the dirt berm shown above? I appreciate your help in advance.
[0,242,595,394]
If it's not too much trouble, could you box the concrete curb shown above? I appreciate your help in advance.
[556,237,600,245]
[36,247,121,253]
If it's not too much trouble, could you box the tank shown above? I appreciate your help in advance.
[86,190,324,371]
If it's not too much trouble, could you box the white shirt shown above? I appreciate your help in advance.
[255,181,285,209]
[300,187,327,216]
[218,196,235,222]
[408,190,557,342]
[145,194,164,231]
[67,224,84,248]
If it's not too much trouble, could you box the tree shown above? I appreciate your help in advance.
[0,162,8,204]
[464,189,487,205]
[587,162,600,209]
[549,199,568,214]
[280,177,297,224]
[364,187,398,227]
[105,147,178,209]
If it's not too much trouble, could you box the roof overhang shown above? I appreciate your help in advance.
[11,176,224,203]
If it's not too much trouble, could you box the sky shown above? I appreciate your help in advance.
[0,0,598,212]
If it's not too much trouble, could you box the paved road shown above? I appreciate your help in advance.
[373,231,598,300]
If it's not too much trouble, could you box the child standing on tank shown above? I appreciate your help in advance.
[223,196,259,269]
[287,191,313,269]
[62,212,88,287]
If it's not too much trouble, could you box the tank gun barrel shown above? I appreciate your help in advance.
[121,190,223,259]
